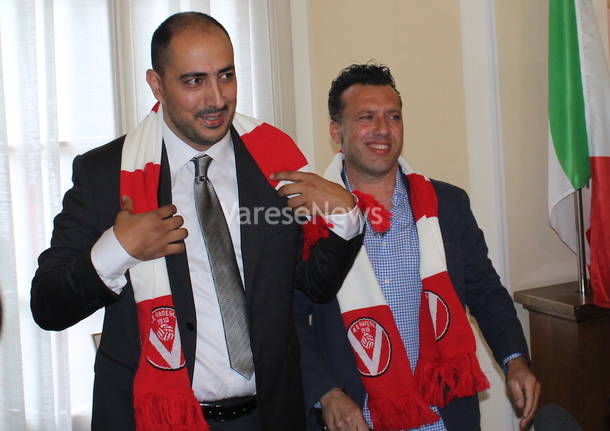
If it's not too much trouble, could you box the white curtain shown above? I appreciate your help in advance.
[0,1,295,430]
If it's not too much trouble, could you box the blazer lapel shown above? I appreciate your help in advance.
[158,143,198,381]
[232,127,279,304]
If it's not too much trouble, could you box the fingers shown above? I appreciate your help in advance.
[156,204,178,219]
[520,378,540,428]
[164,214,184,230]
[271,170,309,182]
[165,226,188,243]
[122,195,134,212]
[277,182,302,198]
[164,241,186,256]
[508,379,525,410]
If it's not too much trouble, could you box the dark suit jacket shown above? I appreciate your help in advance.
[294,179,529,431]
[31,127,363,431]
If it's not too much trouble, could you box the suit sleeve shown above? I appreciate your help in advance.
[442,184,529,366]
[31,154,120,331]
[293,289,342,411]
[293,227,363,304]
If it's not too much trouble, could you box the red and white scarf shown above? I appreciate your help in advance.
[324,153,489,431]
[120,104,310,431]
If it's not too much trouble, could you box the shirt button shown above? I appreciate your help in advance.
[381,241,386,247]
[384,279,390,285]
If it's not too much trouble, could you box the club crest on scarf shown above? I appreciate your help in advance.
[347,318,392,377]
[147,306,186,370]
[423,291,450,341]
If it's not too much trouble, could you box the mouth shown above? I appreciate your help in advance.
[366,141,391,153]
[196,107,228,129]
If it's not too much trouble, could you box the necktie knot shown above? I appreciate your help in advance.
[193,155,212,182]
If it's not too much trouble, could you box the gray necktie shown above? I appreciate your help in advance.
[192,155,254,379]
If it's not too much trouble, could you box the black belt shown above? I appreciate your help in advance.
[199,395,257,421]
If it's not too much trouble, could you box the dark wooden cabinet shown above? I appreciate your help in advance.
[514,282,610,431]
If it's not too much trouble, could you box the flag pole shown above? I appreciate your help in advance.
[574,188,589,295]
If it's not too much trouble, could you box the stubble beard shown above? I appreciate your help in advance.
[169,106,235,148]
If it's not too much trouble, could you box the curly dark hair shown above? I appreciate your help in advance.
[328,63,401,121]
[151,12,230,75]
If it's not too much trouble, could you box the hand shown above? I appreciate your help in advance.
[320,388,369,431]
[506,356,540,430]
[272,171,356,217]
[114,196,187,260]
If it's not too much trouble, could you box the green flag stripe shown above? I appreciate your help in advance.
[549,0,591,189]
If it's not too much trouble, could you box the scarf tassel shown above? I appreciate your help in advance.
[134,393,209,431]
[368,393,439,431]
[417,353,490,408]
[302,216,333,260]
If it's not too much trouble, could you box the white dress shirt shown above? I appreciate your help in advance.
[91,119,361,401]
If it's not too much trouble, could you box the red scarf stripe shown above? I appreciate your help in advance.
[240,121,308,189]
[238,118,326,259]
[407,173,439,221]
[120,163,161,214]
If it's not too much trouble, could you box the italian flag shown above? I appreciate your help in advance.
[548,0,610,308]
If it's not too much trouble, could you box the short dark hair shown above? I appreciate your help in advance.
[151,12,230,74]
[328,63,401,121]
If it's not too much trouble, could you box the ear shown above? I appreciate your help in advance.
[329,120,342,147]
[146,69,164,103]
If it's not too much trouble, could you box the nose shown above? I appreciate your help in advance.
[207,79,225,109]
[373,117,390,136]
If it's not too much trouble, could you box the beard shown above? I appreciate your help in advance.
[167,105,234,148]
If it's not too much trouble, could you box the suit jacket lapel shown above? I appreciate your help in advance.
[158,143,198,381]
[232,127,276,304]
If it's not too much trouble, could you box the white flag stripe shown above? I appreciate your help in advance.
[575,0,610,158]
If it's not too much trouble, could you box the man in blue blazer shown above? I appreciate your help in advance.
[294,64,540,431]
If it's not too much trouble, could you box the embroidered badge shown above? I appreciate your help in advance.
[147,306,186,370]
[347,318,392,377]
[424,290,450,341]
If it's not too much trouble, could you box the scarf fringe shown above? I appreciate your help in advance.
[302,216,332,260]
[352,190,392,232]
[134,393,209,431]
[368,393,439,431]
[417,352,490,407]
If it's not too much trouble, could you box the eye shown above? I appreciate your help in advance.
[184,77,202,87]
[358,114,373,121]
[388,113,402,120]
[219,71,234,82]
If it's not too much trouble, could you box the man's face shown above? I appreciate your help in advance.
[147,27,237,150]
[330,84,403,182]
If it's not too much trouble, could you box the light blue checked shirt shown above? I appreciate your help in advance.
[346,170,447,431]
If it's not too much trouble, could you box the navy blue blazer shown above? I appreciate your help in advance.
[294,179,529,431]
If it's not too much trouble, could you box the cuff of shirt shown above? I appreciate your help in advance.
[325,200,364,241]
[90,227,140,294]
[502,352,524,373]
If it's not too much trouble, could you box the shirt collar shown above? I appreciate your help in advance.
[163,120,234,180]
[342,163,408,208]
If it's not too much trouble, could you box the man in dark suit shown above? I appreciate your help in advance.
[31,12,362,431]
[294,64,540,431]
